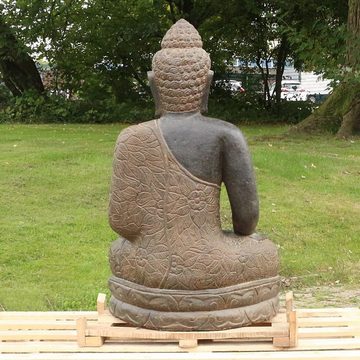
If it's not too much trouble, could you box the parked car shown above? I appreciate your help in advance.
[307,93,329,104]
[214,79,245,93]
[269,80,308,101]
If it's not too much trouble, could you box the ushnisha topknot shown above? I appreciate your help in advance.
[161,19,203,49]
[152,19,211,113]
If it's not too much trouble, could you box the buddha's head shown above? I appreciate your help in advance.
[148,19,213,116]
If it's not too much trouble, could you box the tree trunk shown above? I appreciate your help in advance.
[0,17,44,96]
[337,0,360,137]
[256,55,271,109]
[346,0,360,68]
[274,36,289,112]
[293,0,360,137]
[291,82,360,134]
[337,97,360,137]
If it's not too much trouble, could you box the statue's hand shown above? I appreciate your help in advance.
[249,233,267,241]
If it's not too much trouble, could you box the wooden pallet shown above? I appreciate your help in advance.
[77,292,297,348]
[1,293,360,360]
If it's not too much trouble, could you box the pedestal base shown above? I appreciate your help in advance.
[108,275,281,331]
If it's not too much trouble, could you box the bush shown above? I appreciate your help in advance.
[275,100,315,124]
[0,92,154,124]
[0,83,12,109]
[0,90,314,125]
[208,92,315,124]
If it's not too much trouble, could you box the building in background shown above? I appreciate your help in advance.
[225,58,332,102]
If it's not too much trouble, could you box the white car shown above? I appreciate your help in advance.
[270,80,308,101]
[214,80,245,93]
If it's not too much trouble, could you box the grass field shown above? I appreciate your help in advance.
[0,124,359,311]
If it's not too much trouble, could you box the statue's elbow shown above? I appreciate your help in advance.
[108,201,122,235]
[108,213,120,235]
[233,210,259,236]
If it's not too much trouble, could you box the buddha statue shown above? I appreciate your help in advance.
[108,19,280,331]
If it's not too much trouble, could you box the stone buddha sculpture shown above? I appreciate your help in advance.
[108,19,280,331]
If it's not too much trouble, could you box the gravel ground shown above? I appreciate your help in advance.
[280,285,360,308]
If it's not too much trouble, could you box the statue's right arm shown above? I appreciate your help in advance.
[108,130,137,240]
[222,126,259,236]
[108,134,124,235]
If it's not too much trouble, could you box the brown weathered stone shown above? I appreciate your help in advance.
[108,19,280,331]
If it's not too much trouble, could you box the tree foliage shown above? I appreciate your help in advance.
[0,15,44,96]
[292,0,360,137]
[0,0,358,132]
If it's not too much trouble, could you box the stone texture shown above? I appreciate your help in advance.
[108,19,280,331]
[152,20,210,112]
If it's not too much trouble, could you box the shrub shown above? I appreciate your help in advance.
[0,83,12,109]
[208,92,314,124]
[0,92,154,124]
[0,90,314,125]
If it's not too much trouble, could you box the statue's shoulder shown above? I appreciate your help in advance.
[117,120,157,140]
[201,116,245,141]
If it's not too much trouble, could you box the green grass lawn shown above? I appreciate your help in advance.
[0,124,359,311]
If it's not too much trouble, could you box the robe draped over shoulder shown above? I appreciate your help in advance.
[108,120,280,330]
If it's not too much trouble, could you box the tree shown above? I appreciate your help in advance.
[1,0,168,101]
[292,0,360,137]
[0,16,44,96]
[337,0,360,137]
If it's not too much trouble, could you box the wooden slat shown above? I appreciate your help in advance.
[86,324,289,340]
[296,338,360,350]
[1,304,360,359]
[285,292,293,316]
[77,318,87,347]
[0,329,77,341]
[1,350,360,360]
[0,320,77,330]
[1,338,360,353]
[299,326,360,338]
[98,314,124,324]
[298,317,360,327]
[96,294,106,315]
[297,308,360,317]
[0,312,98,321]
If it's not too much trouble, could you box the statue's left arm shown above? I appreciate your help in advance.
[222,126,259,236]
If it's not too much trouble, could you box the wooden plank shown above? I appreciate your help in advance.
[77,318,87,347]
[0,320,77,330]
[296,338,360,350]
[1,338,360,353]
[271,315,290,348]
[0,312,98,320]
[96,294,106,315]
[289,310,297,347]
[0,341,274,354]
[86,325,289,340]
[298,317,360,327]
[272,337,290,348]
[1,304,360,358]
[297,308,360,317]
[96,309,124,324]
[85,336,104,347]
[178,339,198,348]
[299,326,360,338]
[97,314,124,324]
[0,329,77,341]
[1,350,360,360]
[285,292,294,316]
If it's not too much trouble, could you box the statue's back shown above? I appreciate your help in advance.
[108,19,280,331]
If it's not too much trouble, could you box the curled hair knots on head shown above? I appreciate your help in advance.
[152,19,211,113]
[161,19,203,49]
